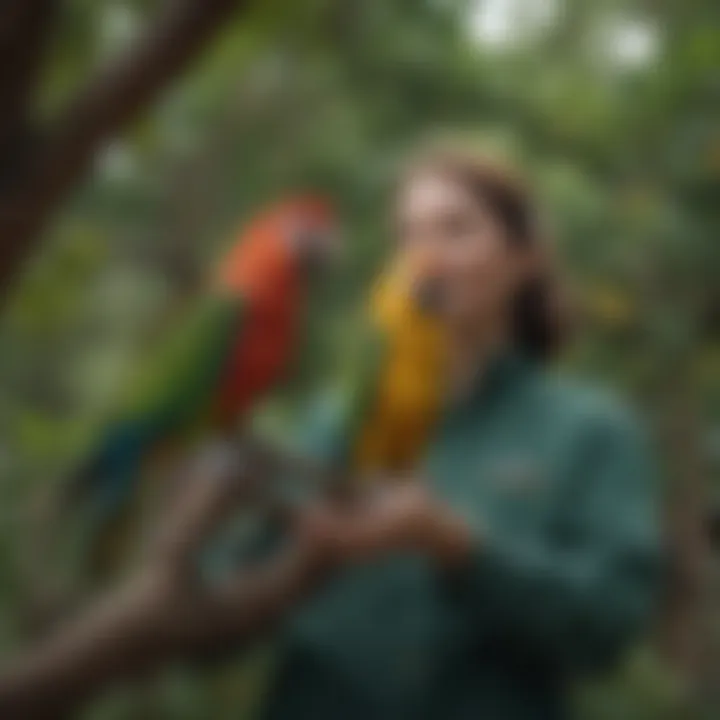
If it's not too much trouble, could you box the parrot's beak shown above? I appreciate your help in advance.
[412,275,445,314]
[402,245,445,314]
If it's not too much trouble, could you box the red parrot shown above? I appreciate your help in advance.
[67,195,339,575]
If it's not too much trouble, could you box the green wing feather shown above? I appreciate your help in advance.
[121,292,247,437]
[70,292,247,523]
[68,292,248,580]
[330,317,388,475]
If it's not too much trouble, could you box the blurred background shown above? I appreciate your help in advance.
[0,0,718,717]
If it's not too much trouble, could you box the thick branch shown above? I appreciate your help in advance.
[0,0,250,301]
[0,442,332,719]
[0,1,56,79]
[0,548,327,719]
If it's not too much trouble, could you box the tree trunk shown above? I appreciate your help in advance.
[0,0,250,305]
[658,367,712,688]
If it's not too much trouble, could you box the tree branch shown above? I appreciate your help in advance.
[0,0,250,302]
[0,1,59,180]
[43,0,248,174]
[0,1,56,83]
[0,441,332,719]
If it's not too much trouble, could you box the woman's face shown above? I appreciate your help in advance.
[396,171,530,333]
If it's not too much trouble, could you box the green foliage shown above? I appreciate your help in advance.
[1,0,718,717]
[576,649,689,720]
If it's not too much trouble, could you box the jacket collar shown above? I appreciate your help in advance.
[447,348,533,418]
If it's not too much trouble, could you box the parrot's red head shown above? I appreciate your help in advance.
[218,194,340,294]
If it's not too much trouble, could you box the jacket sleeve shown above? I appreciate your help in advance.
[445,407,664,675]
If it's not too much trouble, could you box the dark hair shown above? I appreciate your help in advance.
[399,145,566,361]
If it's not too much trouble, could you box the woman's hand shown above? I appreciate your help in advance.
[296,482,474,569]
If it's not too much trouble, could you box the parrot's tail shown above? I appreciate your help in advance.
[57,421,157,582]
[64,446,109,508]
[64,420,152,523]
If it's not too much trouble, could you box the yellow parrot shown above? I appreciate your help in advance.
[333,247,449,479]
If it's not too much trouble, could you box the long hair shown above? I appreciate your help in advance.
[398,145,566,361]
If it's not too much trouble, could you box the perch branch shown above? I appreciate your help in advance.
[0,442,334,719]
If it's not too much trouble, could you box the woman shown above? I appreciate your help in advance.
[260,146,662,720]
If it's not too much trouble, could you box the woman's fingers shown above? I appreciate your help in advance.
[308,481,471,568]
[300,483,426,562]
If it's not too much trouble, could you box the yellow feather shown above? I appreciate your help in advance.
[354,256,447,475]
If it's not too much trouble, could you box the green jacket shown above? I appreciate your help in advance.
[261,354,663,720]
